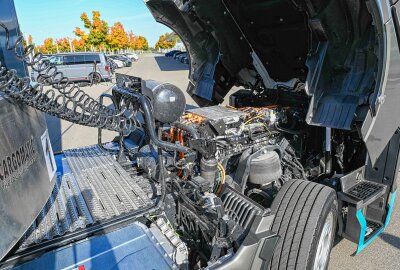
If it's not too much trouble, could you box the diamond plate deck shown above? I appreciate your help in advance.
[19,146,152,248]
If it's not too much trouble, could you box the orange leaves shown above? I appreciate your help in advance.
[136,36,149,50]
[80,12,91,29]
[77,11,108,47]
[155,33,176,50]
[37,38,57,54]
[56,38,70,52]
[107,22,128,50]
[127,32,149,50]
[36,10,150,53]
[71,38,86,52]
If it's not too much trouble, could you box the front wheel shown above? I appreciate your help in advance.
[269,180,338,270]
[89,72,102,85]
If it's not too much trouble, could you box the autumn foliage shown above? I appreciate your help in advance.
[37,38,57,54]
[107,22,128,50]
[155,33,176,50]
[33,10,150,54]
[128,32,149,50]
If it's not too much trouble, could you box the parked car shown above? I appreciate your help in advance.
[106,58,118,73]
[108,55,132,67]
[173,51,185,60]
[124,53,139,61]
[32,52,111,83]
[107,57,124,68]
[176,53,187,62]
[181,56,189,64]
[170,51,183,58]
[165,50,180,57]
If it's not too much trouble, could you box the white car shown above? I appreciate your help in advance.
[124,53,139,61]
[111,59,125,68]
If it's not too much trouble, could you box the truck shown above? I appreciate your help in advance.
[0,0,400,269]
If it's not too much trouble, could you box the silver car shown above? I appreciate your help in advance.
[33,52,111,83]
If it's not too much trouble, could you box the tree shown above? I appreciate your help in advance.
[74,11,109,49]
[106,22,128,50]
[128,32,149,50]
[128,32,137,50]
[136,36,149,50]
[74,27,88,42]
[37,38,57,54]
[28,35,33,46]
[33,11,151,54]
[71,38,86,52]
[56,38,70,52]
[164,32,180,43]
[155,33,176,50]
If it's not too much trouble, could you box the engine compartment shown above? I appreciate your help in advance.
[85,74,367,268]
[0,70,371,269]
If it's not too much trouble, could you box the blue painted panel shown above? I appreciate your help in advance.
[13,223,173,270]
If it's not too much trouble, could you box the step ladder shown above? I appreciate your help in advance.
[338,174,397,254]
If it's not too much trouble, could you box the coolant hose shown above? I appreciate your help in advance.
[172,121,199,139]
[138,95,190,153]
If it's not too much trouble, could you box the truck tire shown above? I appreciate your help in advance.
[269,180,337,270]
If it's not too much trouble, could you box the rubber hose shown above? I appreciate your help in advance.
[138,95,190,153]
[172,121,199,139]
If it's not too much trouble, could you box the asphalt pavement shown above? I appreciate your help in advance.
[46,53,400,269]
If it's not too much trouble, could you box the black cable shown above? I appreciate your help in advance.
[274,122,305,135]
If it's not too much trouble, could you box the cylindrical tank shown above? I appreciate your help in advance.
[141,80,186,123]
[200,157,218,190]
[248,150,282,185]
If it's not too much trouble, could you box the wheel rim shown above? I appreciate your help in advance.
[313,212,334,270]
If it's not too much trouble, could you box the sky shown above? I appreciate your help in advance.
[14,0,171,47]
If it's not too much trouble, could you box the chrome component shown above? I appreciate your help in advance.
[151,216,188,268]
[19,145,153,248]
[19,172,93,248]
[313,212,334,270]
[64,146,152,220]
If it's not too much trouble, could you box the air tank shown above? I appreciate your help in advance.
[141,80,186,123]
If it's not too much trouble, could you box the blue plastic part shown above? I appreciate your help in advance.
[13,223,175,270]
[356,191,397,254]
[54,153,67,175]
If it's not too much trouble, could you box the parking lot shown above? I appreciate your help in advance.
[47,53,400,269]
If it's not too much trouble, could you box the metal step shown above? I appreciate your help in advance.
[364,220,383,241]
[19,145,153,249]
[339,180,387,209]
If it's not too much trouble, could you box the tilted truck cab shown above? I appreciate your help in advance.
[0,0,400,269]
